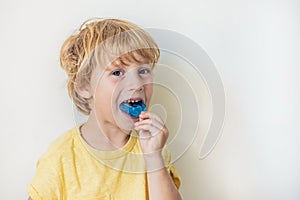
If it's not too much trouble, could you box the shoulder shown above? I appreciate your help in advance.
[39,126,80,162]
[28,127,80,200]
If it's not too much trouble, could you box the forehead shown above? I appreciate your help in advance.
[106,52,152,69]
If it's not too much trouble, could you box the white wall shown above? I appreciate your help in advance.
[1,0,300,199]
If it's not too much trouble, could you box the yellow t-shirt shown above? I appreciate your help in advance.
[28,125,181,200]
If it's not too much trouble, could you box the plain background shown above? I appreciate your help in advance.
[1,0,300,199]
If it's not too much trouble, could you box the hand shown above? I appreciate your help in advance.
[134,111,169,155]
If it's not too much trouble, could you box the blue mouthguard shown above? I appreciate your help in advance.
[119,101,147,118]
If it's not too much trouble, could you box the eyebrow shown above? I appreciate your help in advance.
[104,60,154,72]
[104,64,124,71]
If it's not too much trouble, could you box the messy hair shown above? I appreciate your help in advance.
[60,18,160,115]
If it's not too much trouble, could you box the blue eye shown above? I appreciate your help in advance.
[112,70,123,76]
[139,68,151,74]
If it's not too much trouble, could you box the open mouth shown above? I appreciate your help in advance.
[119,99,147,118]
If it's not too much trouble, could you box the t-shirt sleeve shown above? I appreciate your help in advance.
[166,164,181,190]
[162,148,181,190]
[28,157,63,200]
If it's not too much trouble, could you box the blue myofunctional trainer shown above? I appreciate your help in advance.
[119,101,147,118]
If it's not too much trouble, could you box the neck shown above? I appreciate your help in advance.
[80,111,130,151]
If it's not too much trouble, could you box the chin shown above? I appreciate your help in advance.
[118,123,135,133]
[114,113,136,132]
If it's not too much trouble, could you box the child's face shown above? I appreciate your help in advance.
[89,56,154,131]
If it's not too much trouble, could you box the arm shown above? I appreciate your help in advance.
[135,112,182,200]
[144,153,182,200]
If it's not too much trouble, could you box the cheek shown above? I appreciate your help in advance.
[145,84,153,103]
[94,90,110,114]
[94,82,113,110]
[94,79,121,111]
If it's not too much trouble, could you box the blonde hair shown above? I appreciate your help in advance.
[60,18,160,115]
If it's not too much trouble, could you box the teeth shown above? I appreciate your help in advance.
[125,99,141,103]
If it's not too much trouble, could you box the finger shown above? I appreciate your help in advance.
[134,119,163,130]
[138,130,152,139]
[139,112,164,126]
[134,124,161,136]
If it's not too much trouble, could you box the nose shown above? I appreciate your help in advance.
[125,70,144,92]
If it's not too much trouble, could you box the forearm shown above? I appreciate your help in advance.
[145,152,182,200]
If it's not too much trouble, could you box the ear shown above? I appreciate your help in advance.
[75,84,92,99]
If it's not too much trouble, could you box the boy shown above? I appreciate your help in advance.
[28,18,181,200]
